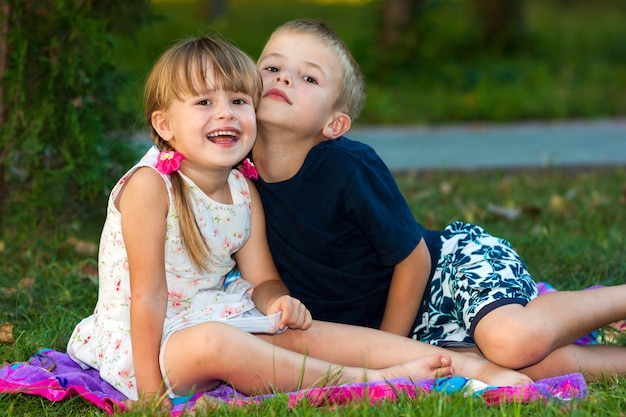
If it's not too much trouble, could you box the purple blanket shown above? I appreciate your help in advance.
[0,348,587,415]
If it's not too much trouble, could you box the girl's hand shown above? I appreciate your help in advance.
[267,295,312,331]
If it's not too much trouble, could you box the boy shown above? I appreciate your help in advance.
[250,19,626,380]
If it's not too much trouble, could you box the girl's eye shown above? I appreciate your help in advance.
[303,76,317,84]
[265,66,278,72]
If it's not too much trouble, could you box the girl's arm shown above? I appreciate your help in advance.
[380,239,431,337]
[118,167,171,409]
[234,180,312,330]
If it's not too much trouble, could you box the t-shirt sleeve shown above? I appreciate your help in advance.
[343,149,424,266]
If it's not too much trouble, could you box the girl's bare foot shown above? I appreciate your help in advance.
[377,353,453,381]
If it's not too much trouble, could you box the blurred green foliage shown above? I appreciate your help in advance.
[1,0,623,257]
[114,0,626,125]
[1,0,623,260]
[0,0,150,251]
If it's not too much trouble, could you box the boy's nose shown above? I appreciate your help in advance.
[275,72,290,86]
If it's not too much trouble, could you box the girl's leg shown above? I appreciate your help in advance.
[263,320,532,386]
[473,285,626,369]
[162,321,452,397]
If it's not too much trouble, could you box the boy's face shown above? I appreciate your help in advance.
[257,32,344,137]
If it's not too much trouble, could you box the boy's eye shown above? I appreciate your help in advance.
[198,99,211,105]
[303,76,317,84]
[232,98,247,105]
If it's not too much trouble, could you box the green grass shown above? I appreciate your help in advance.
[113,0,626,126]
[1,167,625,415]
[396,167,626,289]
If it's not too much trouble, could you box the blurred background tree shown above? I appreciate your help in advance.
[470,0,525,52]
[379,0,422,52]
[364,0,526,54]
[0,0,150,252]
[0,0,624,256]
[112,0,624,125]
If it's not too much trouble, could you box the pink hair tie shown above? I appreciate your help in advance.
[237,158,258,180]
[155,150,185,175]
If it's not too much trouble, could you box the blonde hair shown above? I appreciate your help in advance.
[268,19,366,120]
[144,35,262,272]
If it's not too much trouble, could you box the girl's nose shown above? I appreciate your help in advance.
[217,103,236,119]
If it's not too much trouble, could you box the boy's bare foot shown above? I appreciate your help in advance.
[456,352,533,386]
[378,353,453,381]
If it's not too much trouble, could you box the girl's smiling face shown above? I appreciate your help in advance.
[151,84,257,177]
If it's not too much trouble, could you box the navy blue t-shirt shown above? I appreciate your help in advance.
[253,136,442,329]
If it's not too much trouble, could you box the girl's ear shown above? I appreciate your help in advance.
[151,110,173,141]
[322,112,351,140]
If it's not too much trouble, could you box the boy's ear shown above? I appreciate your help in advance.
[151,110,173,141]
[322,113,351,140]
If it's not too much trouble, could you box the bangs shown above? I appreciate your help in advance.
[166,40,262,108]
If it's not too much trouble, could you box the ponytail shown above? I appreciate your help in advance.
[171,171,211,272]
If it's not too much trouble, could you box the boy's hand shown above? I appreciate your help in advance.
[268,295,312,331]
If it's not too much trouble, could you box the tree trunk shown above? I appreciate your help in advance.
[380,0,414,50]
[0,0,11,231]
[471,0,525,51]
[0,0,9,128]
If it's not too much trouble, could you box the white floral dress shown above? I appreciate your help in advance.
[67,147,272,400]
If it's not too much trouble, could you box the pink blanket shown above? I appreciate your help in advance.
[0,348,587,415]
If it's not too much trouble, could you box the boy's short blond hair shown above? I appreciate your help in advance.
[269,19,366,120]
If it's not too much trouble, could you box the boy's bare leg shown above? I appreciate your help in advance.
[474,285,626,369]
[163,321,452,397]
[519,344,626,381]
[266,320,532,386]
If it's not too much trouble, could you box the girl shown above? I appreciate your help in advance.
[67,35,526,411]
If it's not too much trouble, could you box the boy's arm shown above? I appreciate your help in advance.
[379,239,431,337]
